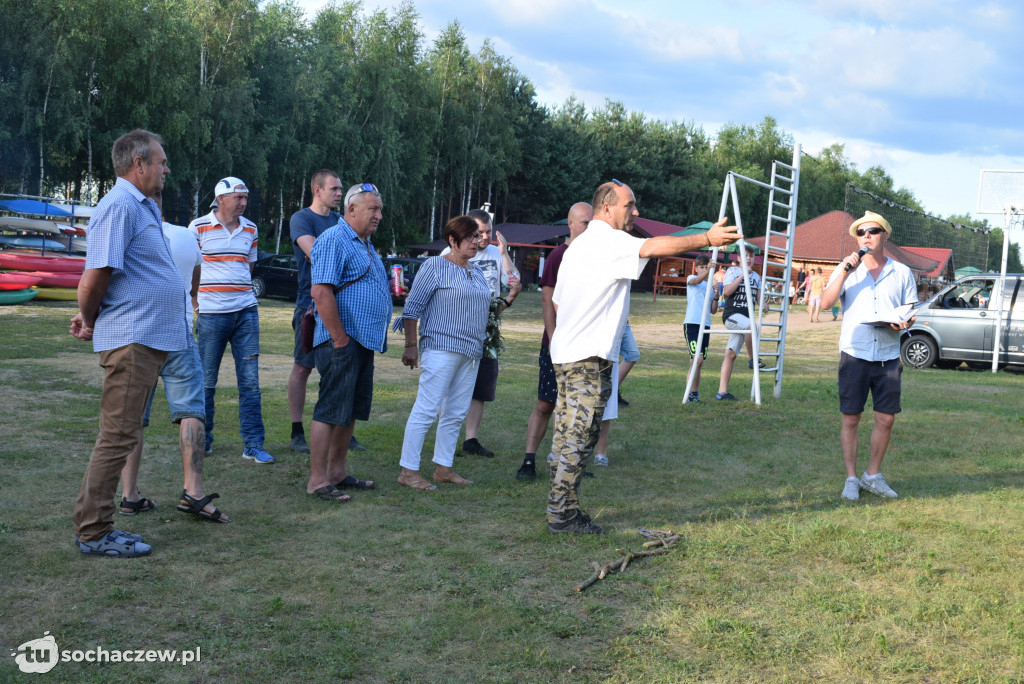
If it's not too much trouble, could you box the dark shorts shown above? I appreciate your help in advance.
[472,357,499,402]
[537,344,557,403]
[684,324,711,359]
[292,305,316,369]
[312,340,374,426]
[838,352,902,415]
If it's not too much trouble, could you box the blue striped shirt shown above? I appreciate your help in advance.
[392,256,492,359]
[85,178,190,353]
[310,218,391,352]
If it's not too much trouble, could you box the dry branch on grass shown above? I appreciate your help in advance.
[574,529,681,592]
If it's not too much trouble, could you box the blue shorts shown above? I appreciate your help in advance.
[838,352,902,415]
[143,344,205,426]
[619,321,641,363]
[312,340,374,426]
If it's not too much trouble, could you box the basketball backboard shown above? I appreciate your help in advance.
[977,169,1024,216]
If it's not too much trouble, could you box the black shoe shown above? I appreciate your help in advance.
[515,460,536,481]
[686,392,701,404]
[462,438,494,458]
[548,512,604,535]
[349,435,366,451]
[290,434,310,453]
[617,392,629,407]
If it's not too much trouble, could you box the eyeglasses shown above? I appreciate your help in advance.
[356,183,378,194]
[855,227,885,236]
[611,179,623,186]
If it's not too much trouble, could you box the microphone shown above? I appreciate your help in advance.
[845,246,869,272]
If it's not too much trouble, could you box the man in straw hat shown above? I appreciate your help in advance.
[821,211,917,501]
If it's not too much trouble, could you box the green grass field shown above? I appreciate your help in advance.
[2,293,1023,683]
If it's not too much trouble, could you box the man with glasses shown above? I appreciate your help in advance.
[305,184,390,502]
[441,208,520,458]
[546,180,740,534]
[821,211,917,501]
[190,176,274,464]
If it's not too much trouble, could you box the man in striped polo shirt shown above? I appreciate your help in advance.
[189,177,274,464]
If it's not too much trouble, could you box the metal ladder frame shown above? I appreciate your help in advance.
[683,144,801,405]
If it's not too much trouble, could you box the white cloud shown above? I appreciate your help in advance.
[483,0,592,26]
[810,25,996,97]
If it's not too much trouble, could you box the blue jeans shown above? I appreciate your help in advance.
[196,306,265,450]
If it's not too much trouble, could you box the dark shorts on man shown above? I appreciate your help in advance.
[472,357,499,402]
[312,340,374,426]
[537,344,557,403]
[838,351,902,415]
[684,323,711,359]
[292,305,316,369]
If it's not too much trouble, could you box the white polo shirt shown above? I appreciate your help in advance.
[549,220,648,364]
[189,211,259,314]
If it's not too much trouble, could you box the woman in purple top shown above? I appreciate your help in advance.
[394,216,494,490]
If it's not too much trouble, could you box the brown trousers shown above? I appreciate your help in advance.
[73,344,167,542]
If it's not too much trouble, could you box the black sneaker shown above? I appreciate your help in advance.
[290,433,310,453]
[686,392,701,404]
[548,513,604,535]
[349,435,366,451]
[516,460,536,481]
[617,392,629,407]
[462,438,494,458]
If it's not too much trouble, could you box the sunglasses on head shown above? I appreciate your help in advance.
[355,183,378,194]
[855,227,885,236]
[611,179,623,186]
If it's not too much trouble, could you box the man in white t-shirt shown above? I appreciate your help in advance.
[441,208,519,458]
[546,180,740,534]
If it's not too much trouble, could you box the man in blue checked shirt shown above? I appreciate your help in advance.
[70,129,190,557]
[304,184,391,502]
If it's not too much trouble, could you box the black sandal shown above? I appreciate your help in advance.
[119,496,157,515]
[176,491,230,523]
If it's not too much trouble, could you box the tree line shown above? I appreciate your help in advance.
[0,0,1010,261]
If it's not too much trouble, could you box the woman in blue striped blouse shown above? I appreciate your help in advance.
[394,216,499,490]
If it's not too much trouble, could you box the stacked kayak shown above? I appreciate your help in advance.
[0,288,38,305]
[0,251,84,302]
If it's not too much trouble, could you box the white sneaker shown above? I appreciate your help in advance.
[841,477,861,500]
[860,473,898,498]
[592,454,609,467]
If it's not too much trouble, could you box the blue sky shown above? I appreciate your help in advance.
[297,0,1024,225]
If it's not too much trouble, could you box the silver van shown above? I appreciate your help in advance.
[900,273,1024,369]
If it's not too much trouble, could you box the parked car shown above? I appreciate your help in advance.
[251,253,298,301]
[900,273,1024,370]
[251,253,427,305]
[382,256,426,305]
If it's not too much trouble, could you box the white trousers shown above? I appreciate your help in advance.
[400,349,479,471]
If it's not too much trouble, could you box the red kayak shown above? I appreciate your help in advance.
[27,271,81,288]
[0,272,43,290]
[0,251,86,273]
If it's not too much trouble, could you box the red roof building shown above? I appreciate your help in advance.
[747,210,939,280]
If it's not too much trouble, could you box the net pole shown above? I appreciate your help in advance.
[992,208,1012,372]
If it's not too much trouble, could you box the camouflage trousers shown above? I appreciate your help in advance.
[547,357,612,524]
